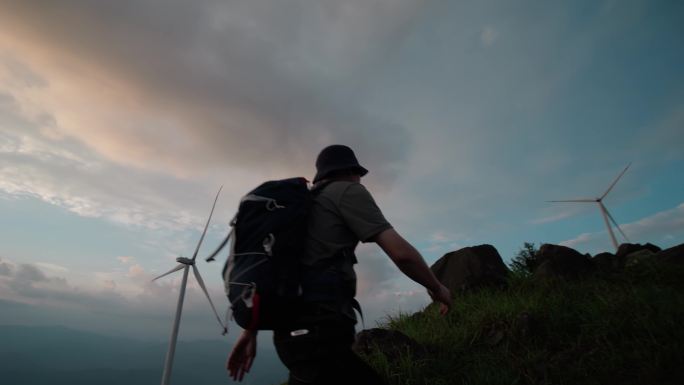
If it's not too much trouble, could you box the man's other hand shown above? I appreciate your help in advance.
[227,329,257,382]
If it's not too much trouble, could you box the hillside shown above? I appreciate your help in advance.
[358,244,684,385]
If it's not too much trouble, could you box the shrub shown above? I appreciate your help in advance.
[509,242,540,275]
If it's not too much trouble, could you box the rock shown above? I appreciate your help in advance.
[616,243,662,259]
[625,249,656,268]
[430,244,509,293]
[592,252,622,273]
[533,244,593,279]
[655,243,684,265]
[353,328,426,360]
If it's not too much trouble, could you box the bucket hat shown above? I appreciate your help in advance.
[313,145,368,183]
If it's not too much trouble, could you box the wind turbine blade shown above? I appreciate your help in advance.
[547,199,595,203]
[601,203,629,242]
[601,163,631,200]
[205,228,233,262]
[152,264,185,281]
[191,265,228,334]
[191,186,223,262]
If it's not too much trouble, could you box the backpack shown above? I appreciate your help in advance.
[220,177,312,330]
[205,177,364,332]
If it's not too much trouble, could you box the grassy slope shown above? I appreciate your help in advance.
[362,262,684,385]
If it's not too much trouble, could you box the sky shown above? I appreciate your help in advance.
[1,0,683,346]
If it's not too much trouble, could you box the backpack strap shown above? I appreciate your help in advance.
[301,247,363,325]
[351,298,364,328]
[204,212,237,262]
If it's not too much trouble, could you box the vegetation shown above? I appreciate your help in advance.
[360,260,684,385]
[508,242,540,276]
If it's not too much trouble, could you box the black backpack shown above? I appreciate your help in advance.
[205,177,363,331]
[217,177,312,330]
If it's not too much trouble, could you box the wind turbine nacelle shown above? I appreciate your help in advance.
[176,257,195,265]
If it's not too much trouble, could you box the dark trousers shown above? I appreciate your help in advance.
[274,320,386,385]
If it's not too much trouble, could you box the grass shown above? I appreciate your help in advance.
[360,262,684,385]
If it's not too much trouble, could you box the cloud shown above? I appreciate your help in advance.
[560,232,594,250]
[353,244,434,324]
[480,26,499,46]
[13,264,48,283]
[0,0,422,182]
[361,281,431,326]
[127,264,146,278]
[103,279,117,290]
[0,257,13,276]
[33,262,69,274]
[0,52,47,88]
[430,231,450,243]
[529,209,578,225]
[0,0,433,234]
[0,255,231,338]
[393,290,419,298]
[116,256,134,264]
[421,231,467,255]
[355,245,399,296]
[0,113,234,231]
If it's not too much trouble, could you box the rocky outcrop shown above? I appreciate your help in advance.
[616,243,662,259]
[353,328,426,360]
[624,249,657,268]
[430,244,509,293]
[655,243,684,265]
[591,252,621,273]
[534,244,593,279]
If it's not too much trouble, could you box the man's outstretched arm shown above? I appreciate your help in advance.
[373,228,452,314]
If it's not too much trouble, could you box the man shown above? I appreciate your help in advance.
[228,145,452,384]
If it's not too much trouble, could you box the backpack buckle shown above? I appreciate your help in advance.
[262,234,276,256]
[241,283,257,308]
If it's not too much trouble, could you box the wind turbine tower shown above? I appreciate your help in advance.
[153,187,227,385]
[548,164,631,251]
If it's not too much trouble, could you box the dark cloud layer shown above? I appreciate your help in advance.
[0,258,12,276]
[0,0,422,183]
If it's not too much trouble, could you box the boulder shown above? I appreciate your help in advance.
[592,252,621,273]
[624,249,656,268]
[655,243,684,265]
[616,243,662,259]
[430,244,509,293]
[353,328,426,360]
[533,244,593,279]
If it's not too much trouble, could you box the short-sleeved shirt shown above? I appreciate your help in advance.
[304,181,392,266]
[302,181,392,322]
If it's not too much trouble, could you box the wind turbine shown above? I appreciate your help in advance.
[153,187,228,385]
[548,163,631,251]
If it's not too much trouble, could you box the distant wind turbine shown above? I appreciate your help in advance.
[548,163,631,251]
[153,187,228,385]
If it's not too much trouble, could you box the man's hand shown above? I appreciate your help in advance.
[227,329,257,382]
[428,283,452,315]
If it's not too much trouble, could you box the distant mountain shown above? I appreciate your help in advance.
[0,325,285,385]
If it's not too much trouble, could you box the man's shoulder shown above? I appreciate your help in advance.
[319,181,371,202]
